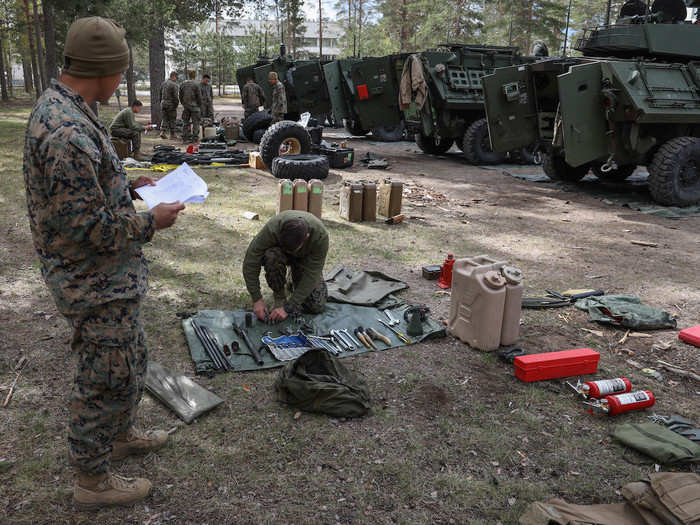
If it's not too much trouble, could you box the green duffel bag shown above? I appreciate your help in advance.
[274,349,371,418]
[612,423,700,465]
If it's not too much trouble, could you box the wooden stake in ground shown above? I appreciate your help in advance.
[3,357,28,408]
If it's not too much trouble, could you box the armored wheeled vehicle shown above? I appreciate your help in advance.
[483,0,700,206]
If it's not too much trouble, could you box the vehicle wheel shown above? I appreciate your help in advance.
[415,133,454,155]
[271,154,330,180]
[344,120,369,136]
[592,163,636,181]
[542,152,591,182]
[259,120,313,168]
[252,129,265,144]
[463,118,506,165]
[371,121,406,142]
[648,137,700,207]
[241,111,273,141]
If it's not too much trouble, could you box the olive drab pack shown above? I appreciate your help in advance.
[274,349,371,418]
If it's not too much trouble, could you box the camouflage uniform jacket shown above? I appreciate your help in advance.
[109,107,145,133]
[200,82,213,104]
[241,82,265,109]
[160,79,179,109]
[179,79,202,110]
[23,79,155,316]
[243,210,328,306]
[270,81,287,115]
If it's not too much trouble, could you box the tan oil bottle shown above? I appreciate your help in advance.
[292,179,308,211]
[362,181,377,221]
[500,266,524,346]
[377,179,403,218]
[307,179,323,218]
[448,255,507,351]
[276,179,293,214]
[340,181,364,222]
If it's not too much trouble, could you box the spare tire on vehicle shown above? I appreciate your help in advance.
[271,154,329,180]
[242,110,274,141]
[259,120,313,168]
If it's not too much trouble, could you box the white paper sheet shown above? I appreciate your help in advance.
[135,163,209,209]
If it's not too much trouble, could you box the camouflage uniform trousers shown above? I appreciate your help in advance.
[111,127,141,153]
[160,105,178,134]
[67,299,147,474]
[201,101,214,120]
[262,247,327,313]
[181,106,201,142]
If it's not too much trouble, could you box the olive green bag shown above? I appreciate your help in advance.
[274,349,371,418]
[612,423,700,464]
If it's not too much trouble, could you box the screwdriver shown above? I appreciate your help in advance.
[376,319,411,344]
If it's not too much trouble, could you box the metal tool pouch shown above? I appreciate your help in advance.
[274,348,371,418]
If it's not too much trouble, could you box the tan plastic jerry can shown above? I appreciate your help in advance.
[340,182,364,222]
[307,179,323,218]
[500,266,524,347]
[377,179,403,218]
[276,179,293,214]
[293,179,308,211]
[448,255,507,351]
[362,182,377,222]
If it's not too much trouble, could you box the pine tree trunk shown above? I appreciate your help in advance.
[0,36,8,101]
[126,42,136,104]
[23,0,41,97]
[358,0,362,56]
[33,0,46,91]
[43,0,58,81]
[148,29,165,125]
[22,56,33,93]
[399,0,409,52]
[5,41,14,97]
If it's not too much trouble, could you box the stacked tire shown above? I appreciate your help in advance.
[259,120,329,180]
[242,111,274,142]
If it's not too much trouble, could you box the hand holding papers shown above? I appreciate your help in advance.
[135,163,209,209]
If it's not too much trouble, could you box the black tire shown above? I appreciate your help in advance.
[591,163,636,181]
[371,121,405,142]
[242,110,273,140]
[252,129,265,144]
[542,152,590,182]
[344,120,369,136]
[415,133,454,155]
[463,118,506,165]
[648,137,700,207]
[259,120,313,169]
[271,154,329,180]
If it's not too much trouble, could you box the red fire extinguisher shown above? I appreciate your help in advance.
[569,378,632,399]
[587,390,655,416]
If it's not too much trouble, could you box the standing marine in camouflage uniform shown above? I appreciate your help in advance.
[109,99,147,160]
[179,70,202,143]
[241,77,265,119]
[159,71,179,139]
[199,73,214,120]
[23,16,185,509]
[243,210,328,322]
[268,71,287,122]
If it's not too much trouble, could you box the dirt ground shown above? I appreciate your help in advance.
[1,95,699,525]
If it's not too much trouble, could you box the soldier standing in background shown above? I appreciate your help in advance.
[159,71,179,139]
[179,70,202,143]
[200,74,214,120]
[241,77,265,119]
[23,16,184,508]
[268,71,287,122]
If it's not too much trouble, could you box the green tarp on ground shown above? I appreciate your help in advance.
[325,266,409,306]
[574,294,677,330]
[183,303,446,374]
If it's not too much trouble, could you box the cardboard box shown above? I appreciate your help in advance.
[514,348,600,382]
[249,151,265,169]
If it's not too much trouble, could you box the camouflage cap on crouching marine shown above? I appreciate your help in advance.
[63,17,129,78]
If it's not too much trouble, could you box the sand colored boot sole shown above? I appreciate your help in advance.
[74,472,151,510]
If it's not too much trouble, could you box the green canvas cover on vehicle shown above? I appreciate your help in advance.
[575,294,677,330]
[612,423,700,464]
[274,348,371,418]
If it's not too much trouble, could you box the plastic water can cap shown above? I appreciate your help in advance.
[501,266,523,284]
[483,270,506,289]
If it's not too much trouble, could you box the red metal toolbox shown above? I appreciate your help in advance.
[679,325,700,347]
[514,348,600,382]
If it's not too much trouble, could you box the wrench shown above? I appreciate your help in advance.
[342,329,361,347]
[331,330,352,350]
[384,309,400,326]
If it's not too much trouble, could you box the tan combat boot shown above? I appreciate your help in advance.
[112,426,169,461]
[159,131,167,139]
[132,149,150,162]
[74,471,151,509]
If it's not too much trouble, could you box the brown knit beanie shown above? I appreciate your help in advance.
[63,17,129,78]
